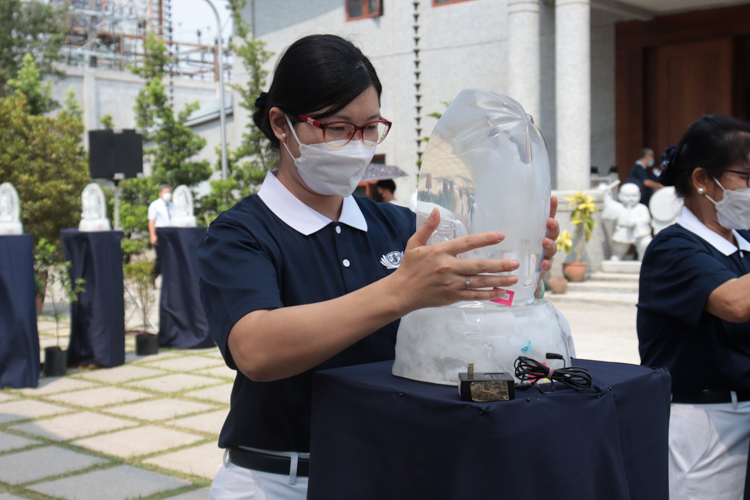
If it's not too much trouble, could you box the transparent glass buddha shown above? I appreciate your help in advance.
[392,89,571,385]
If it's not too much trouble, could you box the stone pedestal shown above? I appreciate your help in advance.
[555,0,590,191]
[508,0,541,124]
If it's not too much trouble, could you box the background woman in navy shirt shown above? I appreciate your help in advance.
[199,35,560,499]
[638,115,750,500]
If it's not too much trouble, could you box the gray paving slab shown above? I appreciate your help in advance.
[104,398,216,421]
[71,425,203,458]
[0,400,72,424]
[144,356,223,372]
[144,441,224,480]
[0,431,39,452]
[36,320,58,332]
[203,352,224,360]
[165,409,228,435]
[197,365,236,380]
[29,464,190,500]
[125,351,180,364]
[0,493,29,500]
[0,446,107,484]
[76,364,165,384]
[164,487,211,500]
[18,377,97,396]
[44,387,152,408]
[0,393,17,403]
[9,411,138,441]
[127,374,222,393]
[39,337,63,349]
[552,301,639,364]
[184,384,233,404]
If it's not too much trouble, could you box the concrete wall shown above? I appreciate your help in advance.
[237,0,623,204]
[48,65,238,178]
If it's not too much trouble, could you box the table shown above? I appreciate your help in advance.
[157,227,214,349]
[61,229,124,368]
[0,234,40,388]
[309,359,671,500]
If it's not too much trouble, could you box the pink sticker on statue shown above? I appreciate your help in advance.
[491,288,514,306]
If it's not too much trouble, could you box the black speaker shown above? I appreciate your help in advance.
[88,129,143,180]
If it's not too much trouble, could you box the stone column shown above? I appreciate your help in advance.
[507,0,541,125]
[555,0,590,191]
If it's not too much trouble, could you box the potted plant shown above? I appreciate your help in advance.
[37,243,85,377]
[560,191,598,282]
[124,259,159,355]
[33,239,56,315]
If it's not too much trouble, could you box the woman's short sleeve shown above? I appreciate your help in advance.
[639,233,738,327]
[197,215,284,369]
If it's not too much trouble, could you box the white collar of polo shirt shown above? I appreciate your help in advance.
[677,206,750,256]
[257,170,368,236]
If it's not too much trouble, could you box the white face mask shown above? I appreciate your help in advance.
[705,177,750,230]
[282,116,376,197]
[161,192,172,203]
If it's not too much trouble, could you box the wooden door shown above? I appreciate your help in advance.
[655,38,734,151]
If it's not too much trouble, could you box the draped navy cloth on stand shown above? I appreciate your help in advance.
[61,229,124,368]
[309,359,671,500]
[0,234,40,388]
[157,227,213,349]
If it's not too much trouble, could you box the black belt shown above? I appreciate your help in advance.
[228,448,309,477]
[672,390,750,405]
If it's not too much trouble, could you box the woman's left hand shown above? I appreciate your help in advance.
[540,196,559,275]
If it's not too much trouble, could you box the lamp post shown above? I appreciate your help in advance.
[203,0,228,181]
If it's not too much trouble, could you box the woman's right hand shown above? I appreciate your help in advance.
[385,208,520,313]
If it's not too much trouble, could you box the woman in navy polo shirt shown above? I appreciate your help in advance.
[637,115,750,500]
[199,35,559,499]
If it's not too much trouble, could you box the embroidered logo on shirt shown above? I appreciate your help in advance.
[380,251,403,269]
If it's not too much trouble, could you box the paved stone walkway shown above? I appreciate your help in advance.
[1,298,640,499]
[0,318,227,499]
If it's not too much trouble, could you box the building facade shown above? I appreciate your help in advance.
[238,0,750,205]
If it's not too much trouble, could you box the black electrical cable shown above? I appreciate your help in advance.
[514,355,597,394]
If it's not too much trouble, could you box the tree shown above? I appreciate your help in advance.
[0,0,66,94]
[196,0,274,224]
[0,55,89,248]
[130,30,211,188]
[7,53,57,115]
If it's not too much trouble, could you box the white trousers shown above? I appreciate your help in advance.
[208,454,308,500]
[669,400,750,500]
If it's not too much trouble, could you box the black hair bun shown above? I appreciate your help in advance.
[254,92,269,110]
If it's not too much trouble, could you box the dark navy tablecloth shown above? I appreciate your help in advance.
[157,227,213,349]
[0,234,40,388]
[61,229,124,368]
[309,359,671,500]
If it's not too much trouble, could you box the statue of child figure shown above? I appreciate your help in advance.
[602,182,652,261]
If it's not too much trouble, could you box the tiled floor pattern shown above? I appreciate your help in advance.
[0,317,234,499]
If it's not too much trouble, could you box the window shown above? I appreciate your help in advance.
[347,0,382,21]
[433,0,473,6]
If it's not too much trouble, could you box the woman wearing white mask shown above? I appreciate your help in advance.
[638,114,750,500]
[198,35,560,500]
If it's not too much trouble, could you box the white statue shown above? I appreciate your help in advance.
[79,182,111,232]
[171,185,197,227]
[602,182,652,261]
[649,186,683,234]
[0,182,23,235]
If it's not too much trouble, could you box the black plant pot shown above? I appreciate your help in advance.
[44,346,67,377]
[136,333,159,355]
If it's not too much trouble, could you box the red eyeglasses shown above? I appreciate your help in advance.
[297,114,392,148]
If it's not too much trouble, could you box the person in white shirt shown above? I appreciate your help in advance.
[148,184,173,279]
